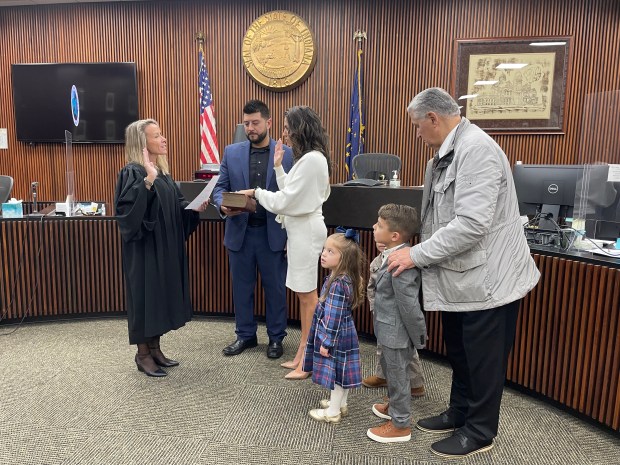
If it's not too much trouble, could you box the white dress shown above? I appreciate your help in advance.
[255,151,331,292]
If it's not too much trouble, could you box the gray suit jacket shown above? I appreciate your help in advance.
[373,259,426,350]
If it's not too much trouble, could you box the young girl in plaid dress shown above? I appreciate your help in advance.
[303,230,366,423]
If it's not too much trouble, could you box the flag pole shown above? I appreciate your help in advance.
[353,30,367,43]
[195,31,205,49]
[345,30,366,180]
[195,32,206,169]
[195,31,220,172]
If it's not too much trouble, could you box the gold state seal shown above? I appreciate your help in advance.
[242,10,316,91]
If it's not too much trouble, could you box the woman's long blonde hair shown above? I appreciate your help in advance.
[124,119,170,174]
[319,233,366,309]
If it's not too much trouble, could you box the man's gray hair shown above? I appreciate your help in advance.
[407,87,461,119]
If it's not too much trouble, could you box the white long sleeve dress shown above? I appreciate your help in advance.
[254,150,330,292]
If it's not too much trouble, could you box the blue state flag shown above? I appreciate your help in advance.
[345,47,365,180]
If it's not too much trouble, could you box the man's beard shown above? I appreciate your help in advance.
[247,130,268,145]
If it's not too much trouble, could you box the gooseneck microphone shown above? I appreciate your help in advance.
[31,181,39,213]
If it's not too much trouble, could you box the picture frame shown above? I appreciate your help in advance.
[453,37,571,134]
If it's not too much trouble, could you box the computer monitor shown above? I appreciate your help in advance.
[0,175,13,204]
[513,164,583,230]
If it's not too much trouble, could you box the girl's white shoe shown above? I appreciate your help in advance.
[319,399,349,416]
[309,408,341,423]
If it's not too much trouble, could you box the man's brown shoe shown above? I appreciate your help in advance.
[411,386,425,397]
[362,375,388,388]
[367,420,411,443]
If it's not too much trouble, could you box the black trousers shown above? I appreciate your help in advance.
[441,299,520,442]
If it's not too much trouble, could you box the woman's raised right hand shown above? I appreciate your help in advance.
[274,139,284,167]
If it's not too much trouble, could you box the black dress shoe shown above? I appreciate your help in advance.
[266,341,284,359]
[135,354,167,377]
[222,337,258,356]
[416,408,465,434]
[151,351,180,367]
[430,431,493,458]
[148,344,180,367]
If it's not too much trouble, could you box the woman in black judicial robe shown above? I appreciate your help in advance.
[115,119,206,377]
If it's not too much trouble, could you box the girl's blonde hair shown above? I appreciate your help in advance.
[319,233,366,309]
[124,119,170,174]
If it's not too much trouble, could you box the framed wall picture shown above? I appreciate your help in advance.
[453,37,571,134]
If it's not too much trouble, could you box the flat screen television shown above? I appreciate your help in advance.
[11,62,139,143]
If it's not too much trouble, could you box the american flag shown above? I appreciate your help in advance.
[199,48,219,165]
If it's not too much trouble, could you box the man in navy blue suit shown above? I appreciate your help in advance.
[212,100,293,358]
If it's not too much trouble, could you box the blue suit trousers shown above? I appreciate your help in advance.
[227,225,288,342]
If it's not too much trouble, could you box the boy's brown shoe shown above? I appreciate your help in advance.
[362,375,388,388]
[411,386,425,397]
[372,402,391,420]
[367,420,411,443]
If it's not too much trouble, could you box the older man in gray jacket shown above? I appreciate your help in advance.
[388,87,540,459]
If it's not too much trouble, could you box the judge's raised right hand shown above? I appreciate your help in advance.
[274,139,284,167]
[143,148,158,181]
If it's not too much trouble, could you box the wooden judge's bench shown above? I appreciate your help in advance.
[0,185,619,433]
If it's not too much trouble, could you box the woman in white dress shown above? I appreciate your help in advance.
[240,106,331,379]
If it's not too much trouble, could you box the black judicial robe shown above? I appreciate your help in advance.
[114,163,199,344]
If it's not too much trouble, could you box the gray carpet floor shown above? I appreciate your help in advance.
[0,317,618,465]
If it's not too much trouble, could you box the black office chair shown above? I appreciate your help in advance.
[0,175,14,204]
[352,153,401,180]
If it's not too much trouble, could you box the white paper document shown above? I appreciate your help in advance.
[587,247,620,258]
[0,128,8,149]
[185,175,219,210]
[607,164,620,182]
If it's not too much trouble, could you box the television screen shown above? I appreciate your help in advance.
[11,62,139,143]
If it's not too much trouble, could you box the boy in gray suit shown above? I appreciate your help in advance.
[366,204,427,443]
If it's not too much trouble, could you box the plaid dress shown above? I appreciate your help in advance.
[302,275,362,390]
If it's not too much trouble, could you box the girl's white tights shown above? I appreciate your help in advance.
[326,384,349,416]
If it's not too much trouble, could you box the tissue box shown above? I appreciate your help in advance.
[2,202,23,218]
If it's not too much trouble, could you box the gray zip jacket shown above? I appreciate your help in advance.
[411,118,540,312]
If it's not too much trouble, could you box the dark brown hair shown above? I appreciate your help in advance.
[284,106,332,175]
[378,203,420,242]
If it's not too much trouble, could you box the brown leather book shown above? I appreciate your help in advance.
[222,192,256,212]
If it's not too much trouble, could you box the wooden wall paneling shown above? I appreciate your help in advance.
[591,268,613,421]
[602,269,620,428]
[541,257,557,397]
[553,259,573,402]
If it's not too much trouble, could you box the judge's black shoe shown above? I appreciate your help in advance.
[430,431,494,458]
[222,337,258,356]
[266,341,284,359]
[148,343,180,367]
[151,350,180,367]
[135,354,167,377]
[416,408,465,434]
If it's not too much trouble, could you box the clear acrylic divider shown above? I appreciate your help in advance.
[64,130,75,217]
[570,90,620,253]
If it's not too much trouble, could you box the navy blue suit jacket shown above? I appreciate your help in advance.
[212,139,293,252]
